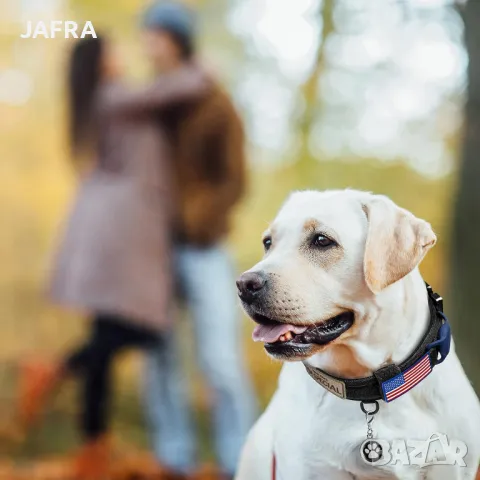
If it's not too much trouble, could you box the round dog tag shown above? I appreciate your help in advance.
[360,439,384,464]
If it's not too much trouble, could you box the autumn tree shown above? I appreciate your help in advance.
[449,0,480,394]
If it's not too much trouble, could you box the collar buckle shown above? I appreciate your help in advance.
[426,283,443,311]
[426,313,451,365]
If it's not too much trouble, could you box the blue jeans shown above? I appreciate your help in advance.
[143,244,257,475]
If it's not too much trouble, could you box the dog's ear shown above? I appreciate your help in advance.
[362,195,436,294]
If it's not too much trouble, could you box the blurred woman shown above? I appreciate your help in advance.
[17,35,207,479]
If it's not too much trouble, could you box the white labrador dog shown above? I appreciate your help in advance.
[235,190,480,480]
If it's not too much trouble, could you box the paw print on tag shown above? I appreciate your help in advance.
[361,439,383,463]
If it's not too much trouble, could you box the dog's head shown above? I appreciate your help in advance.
[237,190,436,361]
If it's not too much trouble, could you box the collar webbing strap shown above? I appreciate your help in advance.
[303,283,451,402]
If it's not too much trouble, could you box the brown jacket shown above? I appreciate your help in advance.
[49,67,207,331]
[159,84,246,246]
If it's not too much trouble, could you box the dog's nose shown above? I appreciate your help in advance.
[236,271,267,303]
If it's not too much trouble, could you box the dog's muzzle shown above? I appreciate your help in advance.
[236,270,355,358]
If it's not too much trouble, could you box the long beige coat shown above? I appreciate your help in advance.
[49,67,207,332]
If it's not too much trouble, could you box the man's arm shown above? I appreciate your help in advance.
[97,64,208,116]
[219,105,247,207]
[180,97,247,245]
[204,102,246,208]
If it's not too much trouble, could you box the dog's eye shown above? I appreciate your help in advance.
[263,237,272,251]
[311,234,335,248]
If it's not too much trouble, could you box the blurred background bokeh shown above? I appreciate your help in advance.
[1,0,479,476]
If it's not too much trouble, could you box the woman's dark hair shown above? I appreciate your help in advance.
[68,35,104,157]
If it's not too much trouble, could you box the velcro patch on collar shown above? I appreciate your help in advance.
[304,363,346,399]
[381,352,432,402]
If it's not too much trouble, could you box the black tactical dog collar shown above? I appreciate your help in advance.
[303,284,451,403]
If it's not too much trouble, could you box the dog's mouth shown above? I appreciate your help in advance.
[250,311,354,358]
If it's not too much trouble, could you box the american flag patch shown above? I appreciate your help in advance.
[381,353,432,402]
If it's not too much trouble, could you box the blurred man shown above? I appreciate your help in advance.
[140,3,257,479]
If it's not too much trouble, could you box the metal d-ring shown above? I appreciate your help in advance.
[360,400,380,416]
[360,400,380,440]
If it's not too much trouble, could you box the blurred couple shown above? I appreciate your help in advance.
[18,2,256,479]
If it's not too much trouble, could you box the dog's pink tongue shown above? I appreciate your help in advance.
[252,324,308,343]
